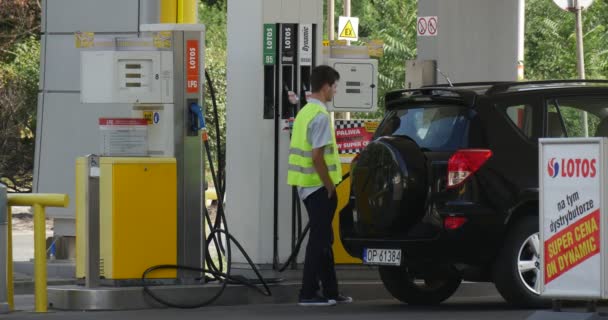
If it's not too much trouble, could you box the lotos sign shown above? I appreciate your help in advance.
[540,138,606,299]
[547,157,597,178]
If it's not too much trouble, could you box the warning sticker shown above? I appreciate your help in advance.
[74,32,95,48]
[338,16,359,41]
[143,111,154,125]
[153,31,172,49]
[417,16,438,37]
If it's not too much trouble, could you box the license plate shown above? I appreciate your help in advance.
[363,248,402,266]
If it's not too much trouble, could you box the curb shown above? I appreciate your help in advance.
[14,279,77,295]
[45,281,500,310]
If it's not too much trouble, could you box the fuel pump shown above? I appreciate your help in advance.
[76,24,205,283]
[270,21,322,269]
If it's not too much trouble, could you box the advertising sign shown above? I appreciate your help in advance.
[281,24,296,65]
[186,40,199,93]
[263,24,276,66]
[335,120,378,154]
[540,138,604,298]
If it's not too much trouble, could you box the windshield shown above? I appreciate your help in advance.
[375,105,470,151]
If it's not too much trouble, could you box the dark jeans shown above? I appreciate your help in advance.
[300,187,339,299]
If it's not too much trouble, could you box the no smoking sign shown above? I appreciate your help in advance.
[417,16,438,37]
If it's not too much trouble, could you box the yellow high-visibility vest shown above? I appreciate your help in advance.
[287,102,342,187]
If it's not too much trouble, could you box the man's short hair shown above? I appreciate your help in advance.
[310,65,340,93]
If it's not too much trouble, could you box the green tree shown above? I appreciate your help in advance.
[525,0,608,80]
[199,0,227,186]
[0,0,40,53]
[0,0,41,192]
[526,0,608,138]
[0,36,40,192]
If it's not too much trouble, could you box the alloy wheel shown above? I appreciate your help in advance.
[517,232,541,295]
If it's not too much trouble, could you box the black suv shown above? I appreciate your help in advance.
[339,80,608,307]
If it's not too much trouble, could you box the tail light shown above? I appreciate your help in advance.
[444,216,467,230]
[447,149,492,189]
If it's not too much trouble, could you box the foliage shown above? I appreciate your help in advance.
[0,0,40,54]
[525,0,608,137]
[199,0,227,185]
[0,0,41,192]
[0,36,40,192]
[525,0,608,80]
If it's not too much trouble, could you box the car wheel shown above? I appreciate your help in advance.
[379,265,462,305]
[493,215,548,308]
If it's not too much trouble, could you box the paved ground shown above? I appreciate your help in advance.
[6,295,541,320]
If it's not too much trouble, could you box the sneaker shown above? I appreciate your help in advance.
[298,295,337,307]
[329,294,353,304]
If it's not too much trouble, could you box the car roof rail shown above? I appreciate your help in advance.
[486,79,608,95]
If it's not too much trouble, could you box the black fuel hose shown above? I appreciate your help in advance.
[141,70,271,309]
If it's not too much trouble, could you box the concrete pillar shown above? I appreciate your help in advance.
[417,0,524,83]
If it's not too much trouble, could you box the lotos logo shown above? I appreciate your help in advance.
[547,158,559,178]
[547,158,597,178]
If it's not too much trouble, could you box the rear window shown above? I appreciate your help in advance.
[375,105,469,151]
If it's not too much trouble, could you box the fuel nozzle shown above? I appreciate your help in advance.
[190,103,206,131]
[189,102,207,140]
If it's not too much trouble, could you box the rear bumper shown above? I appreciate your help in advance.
[340,201,505,266]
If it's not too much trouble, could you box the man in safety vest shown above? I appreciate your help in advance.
[287,65,352,306]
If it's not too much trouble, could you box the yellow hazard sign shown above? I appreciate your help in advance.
[338,16,359,41]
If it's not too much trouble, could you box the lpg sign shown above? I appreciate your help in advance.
[547,157,597,178]
[540,138,606,299]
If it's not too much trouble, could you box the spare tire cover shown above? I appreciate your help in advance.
[352,136,427,237]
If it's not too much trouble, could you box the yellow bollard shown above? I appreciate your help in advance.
[33,204,46,313]
[182,0,197,24]
[7,194,69,313]
[7,194,68,208]
[177,0,184,23]
[160,0,177,23]
[7,206,13,311]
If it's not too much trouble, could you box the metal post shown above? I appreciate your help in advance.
[574,0,589,136]
[160,0,178,23]
[517,0,525,80]
[0,185,10,314]
[6,193,68,313]
[182,0,197,24]
[327,0,335,41]
[6,206,12,310]
[33,203,47,312]
[343,0,351,120]
[85,155,100,288]
[575,3,585,79]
